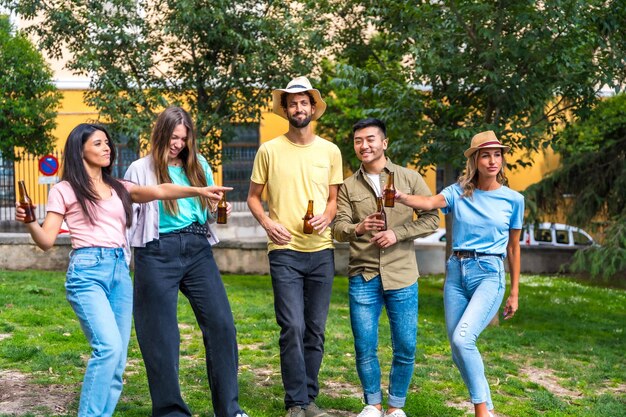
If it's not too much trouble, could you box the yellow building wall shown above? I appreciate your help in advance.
[53,90,100,148]
[507,148,561,192]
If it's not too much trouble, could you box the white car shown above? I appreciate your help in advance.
[522,222,595,247]
[414,228,447,244]
[414,223,595,247]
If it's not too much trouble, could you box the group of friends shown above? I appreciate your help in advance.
[15,76,523,417]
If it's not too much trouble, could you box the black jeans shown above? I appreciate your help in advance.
[268,249,335,409]
[134,233,241,417]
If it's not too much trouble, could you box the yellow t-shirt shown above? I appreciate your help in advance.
[250,135,343,252]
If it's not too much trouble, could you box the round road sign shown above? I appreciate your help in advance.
[38,155,59,176]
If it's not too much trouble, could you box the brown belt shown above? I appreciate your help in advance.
[453,250,493,259]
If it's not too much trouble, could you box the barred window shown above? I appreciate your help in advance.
[221,123,259,202]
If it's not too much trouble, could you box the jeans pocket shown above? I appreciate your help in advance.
[66,253,103,284]
[71,254,101,269]
[476,256,500,274]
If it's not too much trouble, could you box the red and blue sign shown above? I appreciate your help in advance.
[38,155,59,176]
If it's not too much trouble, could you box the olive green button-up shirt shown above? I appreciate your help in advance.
[332,159,440,290]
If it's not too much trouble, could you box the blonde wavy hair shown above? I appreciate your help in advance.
[458,149,508,198]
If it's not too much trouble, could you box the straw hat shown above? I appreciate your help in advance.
[272,76,327,121]
[464,131,510,158]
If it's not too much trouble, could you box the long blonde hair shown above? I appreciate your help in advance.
[150,107,210,214]
[458,150,508,198]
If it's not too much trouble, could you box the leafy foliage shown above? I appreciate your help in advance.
[317,0,626,176]
[2,1,330,165]
[524,94,626,278]
[0,15,60,160]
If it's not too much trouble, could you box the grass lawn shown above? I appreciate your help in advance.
[0,270,624,417]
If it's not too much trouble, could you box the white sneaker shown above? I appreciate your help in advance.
[384,410,407,417]
[357,405,384,417]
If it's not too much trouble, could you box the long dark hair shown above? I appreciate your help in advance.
[61,123,133,226]
[149,107,209,214]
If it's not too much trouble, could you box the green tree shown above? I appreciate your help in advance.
[2,0,330,165]
[524,94,626,278]
[318,0,625,173]
[0,15,60,160]
[316,0,625,256]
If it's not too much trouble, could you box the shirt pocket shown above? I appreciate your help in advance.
[350,192,375,221]
[311,163,330,185]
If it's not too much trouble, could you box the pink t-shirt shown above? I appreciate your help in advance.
[47,180,133,249]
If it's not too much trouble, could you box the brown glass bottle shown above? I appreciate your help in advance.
[303,200,314,234]
[217,193,228,224]
[384,172,396,207]
[18,180,36,223]
[376,197,387,231]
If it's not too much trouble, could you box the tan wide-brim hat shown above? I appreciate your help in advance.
[272,76,327,121]
[464,130,511,158]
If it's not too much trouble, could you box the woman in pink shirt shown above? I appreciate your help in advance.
[15,123,229,417]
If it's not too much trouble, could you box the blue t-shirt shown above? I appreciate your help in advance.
[440,183,524,256]
[159,156,215,233]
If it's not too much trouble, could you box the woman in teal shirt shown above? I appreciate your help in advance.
[125,107,247,417]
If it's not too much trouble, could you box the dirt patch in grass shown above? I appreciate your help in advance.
[0,370,74,416]
[599,382,626,396]
[239,342,266,351]
[322,379,361,399]
[445,399,474,416]
[245,366,280,387]
[0,334,11,341]
[521,365,583,398]
[123,358,143,377]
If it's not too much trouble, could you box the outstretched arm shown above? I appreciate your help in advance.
[395,191,447,211]
[129,183,232,206]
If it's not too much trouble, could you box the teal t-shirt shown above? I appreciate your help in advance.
[158,156,215,233]
[441,183,524,256]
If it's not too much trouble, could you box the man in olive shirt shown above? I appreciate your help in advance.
[332,118,439,417]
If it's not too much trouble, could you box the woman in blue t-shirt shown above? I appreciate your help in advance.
[395,131,523,417]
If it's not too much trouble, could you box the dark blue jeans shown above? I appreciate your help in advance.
[268,249,335,409]
[134,233,242,417]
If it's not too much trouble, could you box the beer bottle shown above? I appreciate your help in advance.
[303,200,314,234]
[376,197,387,231]
[384,172,396,207]
[18,180,36,224]
[217,193,228,224]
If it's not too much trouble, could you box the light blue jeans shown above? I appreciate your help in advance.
[444,255,505,411]
[65,247,133,417]
[349,275,418,408]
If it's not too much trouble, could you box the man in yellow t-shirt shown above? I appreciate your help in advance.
[247,76,343,417]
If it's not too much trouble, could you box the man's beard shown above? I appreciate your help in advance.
[287,113,312,128]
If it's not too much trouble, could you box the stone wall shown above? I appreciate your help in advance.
[0,233,577,276]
